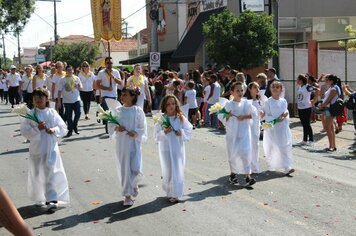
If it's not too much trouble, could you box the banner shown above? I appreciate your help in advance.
[91,0,122,41]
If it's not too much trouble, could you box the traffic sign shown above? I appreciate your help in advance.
[150,52,160,68]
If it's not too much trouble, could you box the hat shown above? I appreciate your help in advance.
[25,65,33,71]
[265,68,276,74]
[10,65,16,70]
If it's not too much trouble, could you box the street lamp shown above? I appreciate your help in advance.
[36,0,61,45]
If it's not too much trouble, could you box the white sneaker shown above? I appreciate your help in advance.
[306,141,314,146]
[296,141,307,145]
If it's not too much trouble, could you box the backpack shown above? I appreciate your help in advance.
[329,88,345,116]
[345,92,356,110]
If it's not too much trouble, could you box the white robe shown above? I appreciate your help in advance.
[262,97,293,172]
[109,106,147,197]
[225,99,257,175]
[250,99,263,173]
[20,107,69,203]
[154,115,192,199]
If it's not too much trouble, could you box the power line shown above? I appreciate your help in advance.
[122,4,148,21]
[58,13,91,24]
[34,12,54,29]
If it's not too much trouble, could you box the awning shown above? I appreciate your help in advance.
[120,50,174,65]
[171,7,226,63]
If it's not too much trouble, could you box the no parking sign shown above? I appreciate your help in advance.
[150,52,160,68]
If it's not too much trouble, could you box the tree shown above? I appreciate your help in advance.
[203,10,277,69]
[0,57,12,68]
[0,0,35,32]
[338,25,356,52]
[52,43,99,68]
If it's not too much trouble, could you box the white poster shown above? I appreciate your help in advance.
[240,0,265,12]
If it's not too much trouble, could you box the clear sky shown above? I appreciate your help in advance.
[3,0,147,59]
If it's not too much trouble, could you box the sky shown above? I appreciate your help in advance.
[3,0,147,59]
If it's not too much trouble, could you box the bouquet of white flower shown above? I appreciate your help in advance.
[97,104,120,125]
[12,104,40,124]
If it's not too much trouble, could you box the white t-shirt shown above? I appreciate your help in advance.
[185,89,198,109]
[324,86,340,108]
[78,71,96,92]
[208,82,221,104]
[1,79,8,91]
[52,72,66,99]
[0,79,6,90]
[58,75,82,104]
[297,84,313,109]
[33,74,48,91]
[6,73,22,87]
[22,74,33,92]
[96,68,122,98]
[203,85,211,102]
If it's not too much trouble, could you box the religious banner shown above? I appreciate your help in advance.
[91,0,122,41]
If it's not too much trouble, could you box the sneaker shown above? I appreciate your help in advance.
[245,177,256,186]
[306,141,314,146]
[286,168,295,175]
[47,201,58,211]
[193,125,196,130]
[123,197,134,206]
[296,141,307,145]
[229,173,239,184]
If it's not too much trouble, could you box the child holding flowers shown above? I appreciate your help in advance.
[244,82,265,174]
[224,82,257,186]
[108,87,147,206]
[19,88,69,210]
[262,81,294,175]
[154,94,193,203]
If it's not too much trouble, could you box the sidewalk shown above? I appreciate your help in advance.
[289,117,355,152]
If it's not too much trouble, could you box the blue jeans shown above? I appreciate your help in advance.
[205,103,217,127]
[64,101,81,131]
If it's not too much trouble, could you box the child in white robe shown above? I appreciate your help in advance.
[262,81,295,175]
[154,94,193,203]
[225,82,257,186]
[244,82,264,174]
[20,88,69,210]
[108,87,147,206]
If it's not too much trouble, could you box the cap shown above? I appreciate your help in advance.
[265,68,276,74]
[10,65,16,69]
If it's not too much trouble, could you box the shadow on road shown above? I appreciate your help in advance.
[18,205,54,219]
[0,148,29,156]
[186,172,287,202]
[37,198,174,231]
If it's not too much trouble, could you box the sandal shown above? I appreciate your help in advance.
[168,198,179,203]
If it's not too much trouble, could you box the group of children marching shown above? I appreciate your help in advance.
[17,77,294,209]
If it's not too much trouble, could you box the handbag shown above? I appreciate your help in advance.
[329,88,345,116]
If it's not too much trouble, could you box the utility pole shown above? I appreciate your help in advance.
[2,34,5,68]
[149,0,159,52]
[54,0,58,45]
[17,31,21,66]
[272,0,279,74]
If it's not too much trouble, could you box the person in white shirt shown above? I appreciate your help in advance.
[78,61,96,120]
[206,74,221,127]
[184,81,198,129]
[32,65,48,91]
[126,64,152,110]
[95,57,123,133]
[58,65,83,138]
[6,65,23,108]
[52,61,66,119]
[21,65,34,108]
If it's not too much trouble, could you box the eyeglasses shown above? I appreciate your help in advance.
[106,62,113,65]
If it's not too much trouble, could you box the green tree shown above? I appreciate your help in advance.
[52,43,99,68]
[338,25,356,52]
[203,10,277,69]
[0,0,35,32]
[0,57,12,68]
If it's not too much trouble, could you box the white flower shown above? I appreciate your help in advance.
[208,103,222,114]
[12,104,30,116]
[153,113,163,124]
[262,122,273,129]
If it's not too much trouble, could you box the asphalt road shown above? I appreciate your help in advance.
[0,102,355,236]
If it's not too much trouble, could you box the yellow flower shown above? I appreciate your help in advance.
[262,122,273,129]
[208,103,222,114]
[153,113,162,124]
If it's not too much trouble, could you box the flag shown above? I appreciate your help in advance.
[91,0,122,41]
